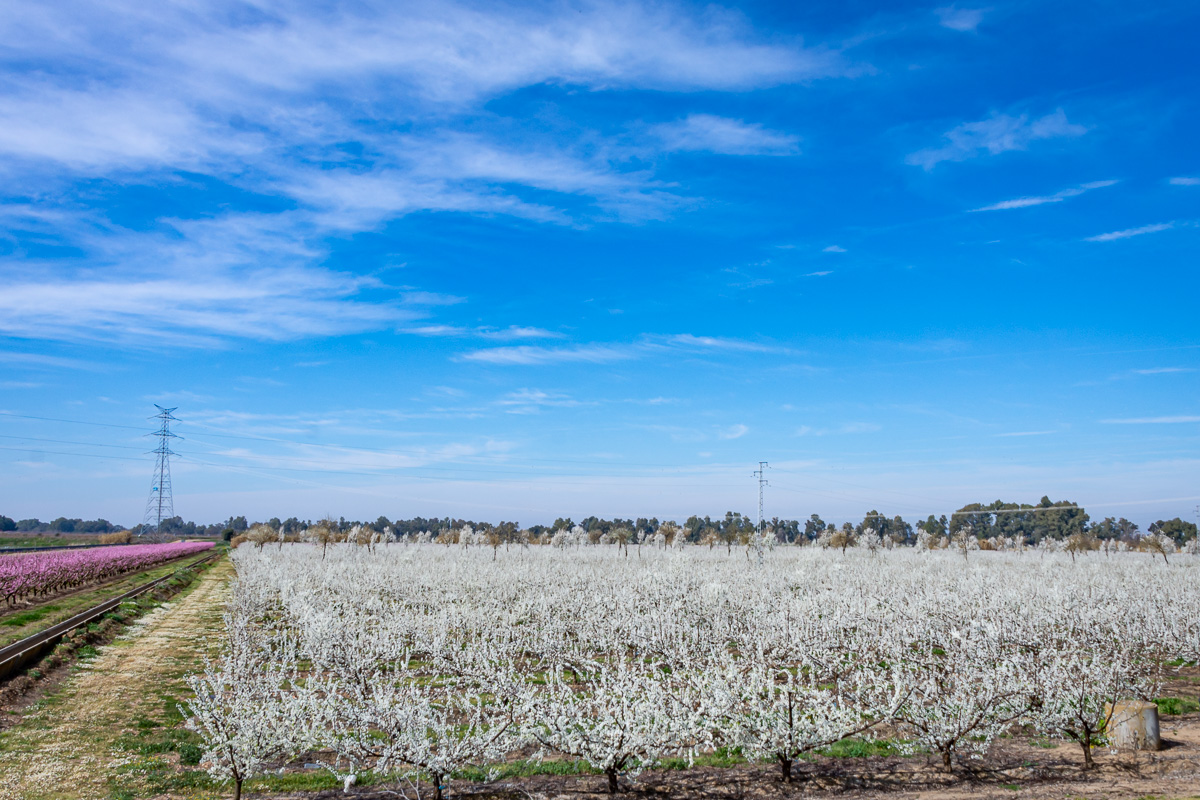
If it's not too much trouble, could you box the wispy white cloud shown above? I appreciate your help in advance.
[170,3,850,105]
[0,0,865,335]
[0,268,420,347]
[0,351,98,371]
[1169,177,1199,186]
[1085,222,1173,242]
[1134,367,1193,375]
[822,245,846,253]
[796,422,881,436]
[658,333,785,353]
[405,325,471,337]
[996,430,1056,437]
[717,424,749,439]
[397,291,466,306]
[458,333,789,366]
[496,388,581,414]
[805,270,833,277]
[970,179,1118,212]
[458,344,635,366]
[936,6,987,31]
[906,109,1086,170]
[146,390,215,404]
[208,437,506,474]
[1101,416,1200,424]
[405,324,562,340]
[0,3,843,208]
[651,114,800,156]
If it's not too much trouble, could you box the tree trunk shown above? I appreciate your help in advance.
[942,747,953,770]
[433,771,445,800]
[779,755,793,783]
[233,778,242,800]
[1080,726,1095,769]
[607,767,619,794]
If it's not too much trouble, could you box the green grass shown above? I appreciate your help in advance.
[1,604,62,627]
[661,747,748,770]
[249,770,378,791]
[455,758,599,782]
[817,737,903,758]
[1154,697,1200,716]
[0,533,98,549]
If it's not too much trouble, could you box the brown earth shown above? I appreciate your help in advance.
[263,716,1200,800]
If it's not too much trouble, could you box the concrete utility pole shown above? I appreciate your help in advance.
[141,405,180,541]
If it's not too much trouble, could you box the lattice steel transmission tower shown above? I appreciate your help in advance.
[753,461,770,534]
[141,405,180,540]
[751,461,770,566]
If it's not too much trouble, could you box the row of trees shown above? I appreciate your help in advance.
[0,515,123,534]
[249,503,1195,549]
[7,502,1197,548]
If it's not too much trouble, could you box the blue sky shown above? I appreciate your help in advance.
[1,0,1198,528]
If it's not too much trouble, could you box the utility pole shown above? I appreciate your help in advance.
[141,405,180,541]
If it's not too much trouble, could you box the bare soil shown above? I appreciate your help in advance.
[262,716,1200,800]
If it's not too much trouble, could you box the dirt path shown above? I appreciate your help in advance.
[0,559,232,800]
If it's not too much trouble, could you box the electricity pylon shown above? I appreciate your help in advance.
[141,405,180,540]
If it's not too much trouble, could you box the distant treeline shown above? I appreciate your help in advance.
[0,515,123,534]
[4,497,1197,545]
[0,514,245,538]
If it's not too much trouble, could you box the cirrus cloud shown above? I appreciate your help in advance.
[651,114,800,156]
[906,109,1086,170]
[1085,222,1173,242]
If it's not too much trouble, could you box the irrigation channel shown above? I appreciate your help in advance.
[0,550,223,683]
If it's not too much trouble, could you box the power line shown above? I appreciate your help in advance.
[173,452,743,488]
[2,410,694,469]
[0,433,145,450]
[0,445,150,462]
[0,411,148,431]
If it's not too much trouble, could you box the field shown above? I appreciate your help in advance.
[1,543,1198,800]
[0,547,220,649]
[1,541,215,607]
[0,533,104,550]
